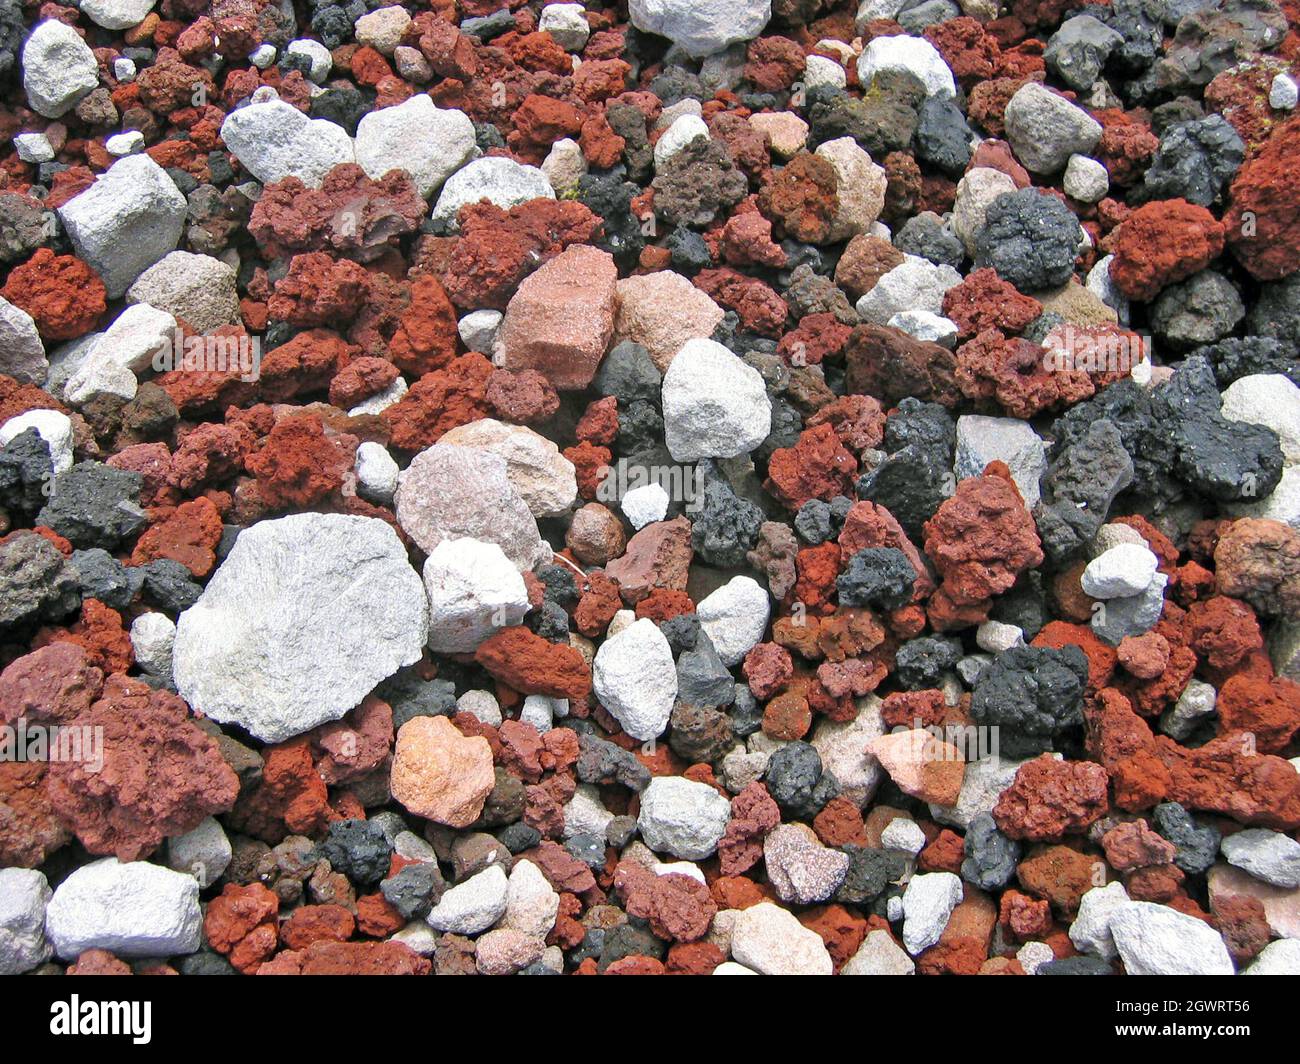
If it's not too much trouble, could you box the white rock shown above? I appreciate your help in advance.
[129,611,175,681]
[653,861,705,883]
[655,113,710,170]
[456,688,502,726]
[0,298,47,386]
[65,302,176,405]
[1109,901,1235,975]
[1221,829,1300,889]
[955,414,1048,507]
[395,443,551,571]
[458,309,503,353]
[113,56,137,80]
[521,693,564,732]
[0,409,73,475]
[249,44,277,69]
[355,441,399,504]
[902,871,963,955]
[1244,938,1300,974]
[502,859,559,939]
[730,901,833,974]
[1004,82,1103,175]
[1069,881,1129,961]
[45,858,202,960]
[80,0,156,30]
[1017,940,1056,974]
[539,3,591,51]
[607,609,636,639]
[541,137,587,195]
[1081,542,1159,598]
[439,418,577,518]
[696,576,771,667]
[426,864,509,934]
[817,136,887,240]
[638,776,731,860]
[173,514,428,743]
[881,817,927,854]
[764,822,850,903]
[1270,73,1298,111]
[811,696,887,807]
[1160,677,1217,740]
[391,922,438,956]
[976,620,1025,655]
[565,784,615,839]
[355,95,478,198]
[105,130,145,156]
[22,21,99,118]
[1221,373,1300,465]
[126,251,240,333]
[354,6,412,54]
[842,928,915,974]
[219,96,354,188]
[593,617,678,740]
[285,38,332,82]
[0,868,52,974]
[423,537,529,654]
[57,154,188,298]
[13,132,54,163]
[431,157,554,230]
[1086,253,1130,326]
[164,817,231,888]
[856,35,955,99]
[1063,153,1109,203]
[887,309,958,348]
[804,54,846,93]
[628,0,772,59]
[621,482,671,529]
[855,255,962,324]
[662,339,771,462]
[713,960,758,974]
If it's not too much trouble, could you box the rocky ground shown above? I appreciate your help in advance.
[0,0,1299,978]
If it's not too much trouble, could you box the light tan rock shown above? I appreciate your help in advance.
[816,136,887,241]
[390,715,494,827]
[614,271,724,372]
[866,728,966,806]
[439,418,577,519]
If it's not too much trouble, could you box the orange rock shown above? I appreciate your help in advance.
[390,715,494,827]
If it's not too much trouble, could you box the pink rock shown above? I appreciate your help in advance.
[390,715,495,828]
[865,729,965,806]
[0,643,104,726]
[498,244,618,390]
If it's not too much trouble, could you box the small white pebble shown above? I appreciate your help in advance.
[13,132,54,164]
[105,130,145,157]
[1270,73,1298,111]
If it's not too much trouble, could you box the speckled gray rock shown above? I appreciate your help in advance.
[902,871,963,955]
[354,95,477,198]
[501,858,559,939]
[219,95,354,188]
[637,776,731,859]
[856,256,961,324]
[1003,81,1102,174]
[45,858,202,960]
[425,864,508,934]
[764,823,850,903]
[1221,829,1300,888]
[1091,571,1168,646]
[126,251,240,333]
[730,901,833,974]
[129,611,175,682]
[164,816,232,888]
[1109,901,1234,975]
[0,297,47,385]
[955,415,1047,507]
[662,338,772,463]
[1160,678,1217,740]
[593,617,678,740]
[22,20,99,118]
[0,868,52,974]
[173,513,428,743]
[431,156,553,230]
[56,154,188,298]
[628,0,772,59]
[394,443,551,571]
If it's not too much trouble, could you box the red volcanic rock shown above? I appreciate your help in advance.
[999,889,1052,940]
[169,423,248,492]
[258,329,356,404]
[574,569,622,637]
[1108,199,1226,301]
[261,940,431,975]
[244,414,351,510]
[617,862,718,942]
[381,352,494,452]
[838,500,935,601]
[267,252,369,327]
[474,626,593,701]
[1213,518,1300,621]
[835,234,906,299]
[941,267,1041,339]
[508,94,582,163]
[1116,631,1170,680]
[45,675,239,861]
[205,882,279,974]
[764,423,859,510]
[248,165,427,262]
[498,244,618,391]
[66,949,133,976]
[226,740,333,844]
[806,395,887,456]
[310,695,394,785]
[486,368,561,425]
[923,468,1043,630]
[744,36,806,91]
[694,266,788,338]
[777,312,853,367]
[0,249,106,341]
[924,16,1000,83]
[605,516,693,604]
[1225,115,1300,280]
[1095,116,1159,187]
[1217,673,1300,754]
[388,273,460,377]
[0,643,103,726]
[1186,595,1263,672]
[758,151,838,244]
[1101,818,1176,871]
[280,905,356,950]
[844,323,961,407]
[129,496,224,578]
[0,760,72,868]
[956,329,1093,418]
[1211,893,1272,966]
[993,753,1110,841]
[743,643,794,700]
[38,600,134,676]
[722,209,788,269]
[718,782,782,876]
[443,199,603,311]
[328,356,400,409]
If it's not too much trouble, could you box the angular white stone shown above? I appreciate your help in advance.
[126,251,240,333]
[1109,901,1234,975]
[730,901,833,975]
[426,865,508,934]
[1069,880,1129,961]
[0,297,46,386]
[431,157,554,230]
[355,441,400,504]
[621,482,671,529]
[219,96,354,188]
[22,21,99,118]
[696,575,771,666]
[423,537,530,654]
[842,928,915,974]
[856,34,955,99]
[638,775,731,860]
[439,418,578,519]
[1221,829,1300,889]
[173,513,428,743]
[502,859,559,939]
[811,695,886,807]
[654,113,710,169]
[0,868,52,974]
[955,414,1048,508]
[539,3,591,50]
[593,616,677,740]
[164,816,232,888]
[902,871,963,955]
[628,0,772,59]
[355,95,477,198]
[1081,542,1159,599]
[80,0,156,30]
[129,611,176,681]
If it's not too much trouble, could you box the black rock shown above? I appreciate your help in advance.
[318,819,392,887]
[139,559,203,615]
[764,741,839,818]
[894,635,963,690]
[837,547,916,610]
[1152,801,1222,875]
[676,630,737,709]
[975,188,1081,292]
[71,548,142,611]
[1143,114,1244,206]
[37,462,147,550]
[914,97,972,175]
[690,460,764,568]
[1035,418,1136,562]
[0,532,82,632]
[381,861,446,920]
[971,644,1089,757]
[961,813,1022,890]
